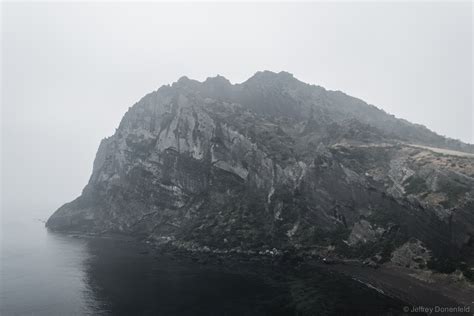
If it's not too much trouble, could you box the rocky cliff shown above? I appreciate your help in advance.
[47,71,474,275]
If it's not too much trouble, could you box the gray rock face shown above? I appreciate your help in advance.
[47,71,474,269]
[391,239,432,269]
[348,220,385,246]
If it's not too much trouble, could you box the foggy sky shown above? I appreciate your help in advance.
[1,2,473,215]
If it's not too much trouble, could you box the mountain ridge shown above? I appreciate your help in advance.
[137,70,473,153]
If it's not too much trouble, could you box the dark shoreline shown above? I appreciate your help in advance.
[50,229,474,315]
[158,244,473,315]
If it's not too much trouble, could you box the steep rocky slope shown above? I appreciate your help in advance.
[47,71,474,276]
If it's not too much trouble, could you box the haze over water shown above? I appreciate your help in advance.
[1,208,95,314]
[1,207,404,315]
[0,207,290,315]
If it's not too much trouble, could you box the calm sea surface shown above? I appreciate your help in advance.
[1,208,404,315]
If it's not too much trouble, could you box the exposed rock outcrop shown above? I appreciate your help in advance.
[391,239,432,269]
[46,71,474,274]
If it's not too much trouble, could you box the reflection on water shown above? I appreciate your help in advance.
[83,238,292,316]
[1,209,96,315]
[1,209,404,315]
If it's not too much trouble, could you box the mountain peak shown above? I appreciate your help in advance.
[203,75,232,89]
[244,70,296,84]
[253,70,294,79]
[177,75,191,83]
[204,74,231,84]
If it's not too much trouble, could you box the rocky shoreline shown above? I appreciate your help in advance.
[166,242,473,312]
[62,230,473,315]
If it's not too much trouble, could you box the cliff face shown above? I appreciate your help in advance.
[47,71,474,270]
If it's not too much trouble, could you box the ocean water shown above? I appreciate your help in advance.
[0,208,404,315]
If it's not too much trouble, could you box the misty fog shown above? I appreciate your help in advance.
[2,2,472,217]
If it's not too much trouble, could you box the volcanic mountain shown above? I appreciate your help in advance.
[47,71,474,275]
